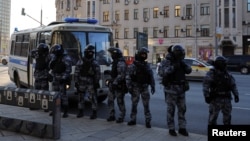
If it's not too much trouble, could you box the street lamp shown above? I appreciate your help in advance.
[21,8,45,26]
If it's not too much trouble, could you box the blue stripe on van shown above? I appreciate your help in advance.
[9,57,28,66]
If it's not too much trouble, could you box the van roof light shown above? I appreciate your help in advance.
[64,17,98,24]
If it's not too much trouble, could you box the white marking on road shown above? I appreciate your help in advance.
[233,107,250,110]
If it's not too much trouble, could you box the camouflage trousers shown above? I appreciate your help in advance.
[129,86,151,121]
[52,80,68,107]
[77,85,97,111]
[208,98,232,125]
[107,88,126,119]
[34,79,49,90]
[165,87,187,130]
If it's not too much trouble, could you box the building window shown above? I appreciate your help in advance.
[115,0,120,3]
[76,0,81,7]
[103,0,110,4]
[224,8,229,27]
[232,0,236,6]
[124,10,129,20]
[134,28,138,38]
[115,29,119,39]
[224,0,229,7]
[153,27,158,38]
[134,9,138,20]
[174,5,181,17]
[103,11,109,22]
[174,26,180,37]
[124,28,129,39]
[61,1,64,9]
[186,25,192,37]
[186,4,192,16]
[200,3,210,15]
[163,6,169,18]
[232,8,236,28]
[163,26,169,38]
[67,0,70,9]
[87,1,90,17]
[201,25,209,37]
[143,8,149,18]
[92,1,96,17]
[143,27,148,35]
[153,7,159,18]
[115,11,120,21]
[248,0,250,12]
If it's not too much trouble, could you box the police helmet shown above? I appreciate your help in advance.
[108,47,122,59]
[50,44,64,56]
[84,44,95,59]
[37,43,49,54]
[214,56,227,71]
[137,47,149,61]
[171,44,185,60]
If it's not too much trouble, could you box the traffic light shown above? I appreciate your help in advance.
[21,8,26,16]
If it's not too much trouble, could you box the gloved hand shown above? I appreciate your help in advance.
[205,97,211,104]
[234,95,239,103]
[75,83,79,89]
[151,86,155,95]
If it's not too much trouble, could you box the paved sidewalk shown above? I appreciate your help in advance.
[0,105,207,141]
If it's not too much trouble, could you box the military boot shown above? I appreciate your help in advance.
[62,106,68,118]
[145,119,151,128]
[76,109,84,118]
[90,110,97,119]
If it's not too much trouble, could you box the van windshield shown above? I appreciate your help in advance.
[51,31,112,65]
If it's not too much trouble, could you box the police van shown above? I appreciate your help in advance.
[8,18,113,103]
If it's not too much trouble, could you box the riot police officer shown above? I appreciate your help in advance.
[159,44,192,136]
[49,44,72,118]
[30,43,51,111]
[74,44,100,119]
[106,47,127,123]
[30,43,51,91]
[126,47,155,128]
[203,56,239,125]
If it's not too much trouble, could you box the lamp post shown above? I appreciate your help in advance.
[21,8,45,26]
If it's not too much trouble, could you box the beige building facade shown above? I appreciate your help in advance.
[55,0,250,64]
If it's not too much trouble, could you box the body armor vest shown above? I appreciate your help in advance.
[212,72,231,94]
[132,61,150,84]
[80,60,95,76]
[52,57,66,73]
[35,57,47,70]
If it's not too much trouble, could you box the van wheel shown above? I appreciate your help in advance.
[2,59,7,65]
[240,67,249,74]
[14,73,25,88]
